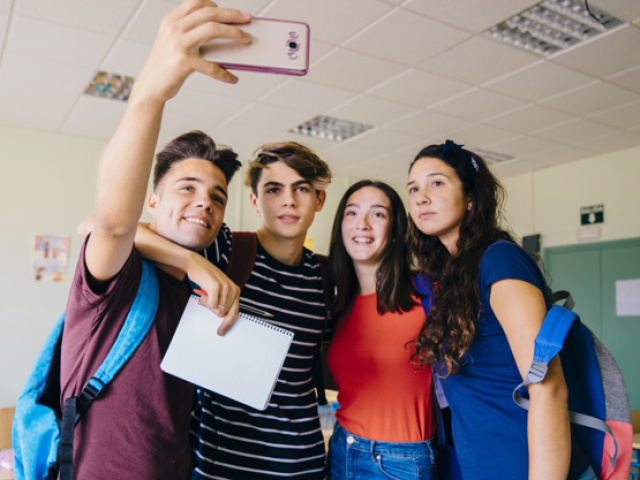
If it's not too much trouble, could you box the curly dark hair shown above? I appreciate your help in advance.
[408,142,514,376]
[329,180,417,316]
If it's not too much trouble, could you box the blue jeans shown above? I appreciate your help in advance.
[328,422,438,480]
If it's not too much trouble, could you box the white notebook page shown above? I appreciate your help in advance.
[161,295,294,410]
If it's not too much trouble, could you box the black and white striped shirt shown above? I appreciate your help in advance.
[190,225,327,479]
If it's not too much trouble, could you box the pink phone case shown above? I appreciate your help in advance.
[200,17,310,76]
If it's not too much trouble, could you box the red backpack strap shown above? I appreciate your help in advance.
[226,232,257,290]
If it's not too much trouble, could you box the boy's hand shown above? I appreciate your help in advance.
[132,0,252,104]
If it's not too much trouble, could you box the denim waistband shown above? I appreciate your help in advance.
[333,422,436,458]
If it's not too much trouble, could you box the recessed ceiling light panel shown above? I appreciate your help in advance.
[482,0,624,56]
[291,115,373,142]
[84,71,135,102]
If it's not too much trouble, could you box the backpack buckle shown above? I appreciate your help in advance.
[527,360,548,385]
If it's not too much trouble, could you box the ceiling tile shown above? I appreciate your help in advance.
[121,0,177,45]
[534,119,619,145]
[485,105,574,133]
[485,135,561,157]
[517,145,597,170]
[607,66,640,94]
[185,68,288,101]
[60,95,126,140]
[0,11,8,51]
[430,88,527,122]
[550,25,640,78]
[403,0,539,33]
[586,100,640,130]
[367,69,473,108]
[15,0,141,36]
[6,15,113,69]
[344,9,470,66]
[262,0,393,45]
[327,95,419,127]
[100,39,150,78]
[303,49,407,93]
[588,0,640,23]
[418,36,539,85]
[222,102,315,133]
[484,60,597,102]
[340,128,424,154]
[447,123,519,148]
[0,52,93,130]
[386,110,469,138]
[579,131,640,154]
[539,81,640,116]
[491,159,531,178]
[259,80,353,114]
[209,120,289,160]
[164,86,251,130]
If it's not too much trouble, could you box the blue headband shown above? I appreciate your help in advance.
[442,140,478,180]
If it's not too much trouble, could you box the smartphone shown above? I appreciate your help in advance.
[200,17,310,76]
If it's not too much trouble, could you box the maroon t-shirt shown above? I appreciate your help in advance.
[60,242,194,479]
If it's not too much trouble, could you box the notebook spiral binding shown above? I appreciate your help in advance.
[241,314,294,337]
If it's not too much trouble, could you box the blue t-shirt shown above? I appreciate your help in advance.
[438,240,551,480]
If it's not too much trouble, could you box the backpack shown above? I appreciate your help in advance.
[12,258,159,480]
[513,291,633,480]
[415,274,633,480]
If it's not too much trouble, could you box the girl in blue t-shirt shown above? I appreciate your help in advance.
[406,140,572,480]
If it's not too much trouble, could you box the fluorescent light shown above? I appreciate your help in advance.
[482,0,624,56]
[291,115,373,142]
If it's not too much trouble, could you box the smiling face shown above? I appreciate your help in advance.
[407,156,470,253]
[148,158,228,251]
[341,186,392,269]
[249,160,325,243]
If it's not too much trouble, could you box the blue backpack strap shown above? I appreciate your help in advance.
[513,302,620,469]
[58,258,159,480]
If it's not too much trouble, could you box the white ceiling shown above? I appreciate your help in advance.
[1,0,639,184]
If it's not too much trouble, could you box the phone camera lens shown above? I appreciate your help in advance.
[286,39,299,51]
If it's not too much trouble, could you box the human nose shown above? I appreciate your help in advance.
[282,189,297,207]
[355,214,370,230]
[195,192,213,212]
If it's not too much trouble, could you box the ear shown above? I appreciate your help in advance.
[467,201,473,211]
[147,192,159,215]
[315,190,327,212]
[249,191,260,216]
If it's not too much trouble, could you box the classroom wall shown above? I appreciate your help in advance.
[2,123,638,407]
[501,144,640,246]
[0,123,399,407]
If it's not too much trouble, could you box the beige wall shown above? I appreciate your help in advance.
[501,145,640,247]
[2,122,638,407]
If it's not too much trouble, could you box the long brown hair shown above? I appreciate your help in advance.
[408,142,514,376]
[329,180,417,315]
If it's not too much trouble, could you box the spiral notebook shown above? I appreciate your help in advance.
[161,295,294,410]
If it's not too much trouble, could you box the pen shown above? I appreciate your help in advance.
[193,289,274,318]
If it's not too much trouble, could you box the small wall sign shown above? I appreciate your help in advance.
[580,204,604,225]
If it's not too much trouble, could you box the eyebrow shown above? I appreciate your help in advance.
[176,177,228,199]
[345,202,389,211]
[407,172,450,187]
[263,179,311,189]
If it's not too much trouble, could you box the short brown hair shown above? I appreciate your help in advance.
[153,131,241,189]
[244,141,332,195]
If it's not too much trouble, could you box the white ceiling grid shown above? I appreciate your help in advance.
[0,0,638,183]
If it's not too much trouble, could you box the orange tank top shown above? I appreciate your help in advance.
[327,294,434,442]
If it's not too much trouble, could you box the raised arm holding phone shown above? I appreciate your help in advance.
[57,2,252,477]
